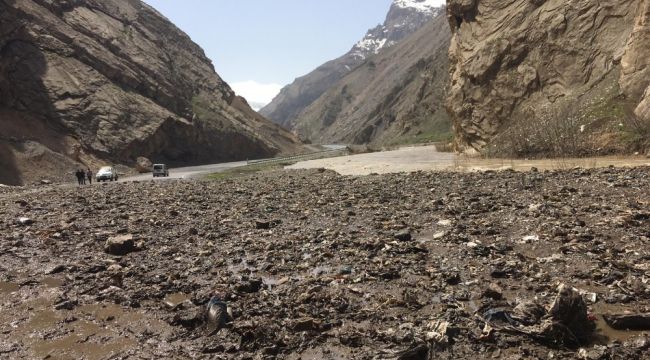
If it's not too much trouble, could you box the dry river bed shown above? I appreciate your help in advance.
[1,168,650,359]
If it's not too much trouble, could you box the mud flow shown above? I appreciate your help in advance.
[1,168,649,358]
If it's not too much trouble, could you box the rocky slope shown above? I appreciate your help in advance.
[0,0,302,185]
[260,0,443,131]
[447,0,650,155]
[293,12,451,146]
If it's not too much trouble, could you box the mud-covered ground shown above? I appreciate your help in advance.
[1,168,649,359]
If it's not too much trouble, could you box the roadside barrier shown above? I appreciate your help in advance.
[246,148,349,166]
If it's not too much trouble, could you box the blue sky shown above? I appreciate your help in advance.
[144,0,443,107]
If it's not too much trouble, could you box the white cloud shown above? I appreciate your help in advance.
[231,81,283,111]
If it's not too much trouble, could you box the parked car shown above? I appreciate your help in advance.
[96,166,118,182]
[153,164,169,177]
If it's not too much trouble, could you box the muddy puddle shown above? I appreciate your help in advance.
[0,281,19,294]
[41,276,64,288]
[593,315,650,344]
[164,292,191,308]
[289,145,650,175]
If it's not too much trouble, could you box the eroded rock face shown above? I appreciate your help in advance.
[0,0,301,185]
[446,0,648,151]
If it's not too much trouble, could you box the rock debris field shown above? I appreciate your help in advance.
[1,168,650,359]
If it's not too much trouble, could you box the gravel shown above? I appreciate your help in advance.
[0,168,649,359]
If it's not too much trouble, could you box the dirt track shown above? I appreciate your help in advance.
[1,167,650,359]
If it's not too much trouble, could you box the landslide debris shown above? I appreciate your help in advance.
[1,168,650,358]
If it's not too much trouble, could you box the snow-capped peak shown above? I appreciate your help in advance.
[393,0,441,14]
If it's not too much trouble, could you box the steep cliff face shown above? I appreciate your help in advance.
[293,13,451,146]
[260,0,442,130]
[0,0,301,185]
[446,0,650,154]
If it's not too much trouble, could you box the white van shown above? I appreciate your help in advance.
[153,164,169,177]
[96,166,118,182]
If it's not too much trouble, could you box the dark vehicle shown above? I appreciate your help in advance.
[153,164,169,177]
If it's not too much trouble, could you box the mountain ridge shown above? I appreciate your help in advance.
[259,0,442,131]
[0,0,302,185]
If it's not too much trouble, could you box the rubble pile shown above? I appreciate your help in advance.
[0,167,649,358]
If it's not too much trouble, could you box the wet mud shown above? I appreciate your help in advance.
[1,167,649,358]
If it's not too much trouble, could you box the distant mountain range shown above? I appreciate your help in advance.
[293,12,451,146]
[260,0,447,145]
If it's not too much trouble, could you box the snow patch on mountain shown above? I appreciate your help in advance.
[349,0,442,60]
[394,0,442,14]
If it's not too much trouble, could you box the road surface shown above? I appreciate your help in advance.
[121,160,247,182]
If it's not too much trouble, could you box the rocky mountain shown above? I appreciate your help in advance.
[260,0,443,131]
[446,0,650,155]
[293,13,451,146]
[0,0,302,185]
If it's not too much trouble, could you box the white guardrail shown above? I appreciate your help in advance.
[247,148,349,166]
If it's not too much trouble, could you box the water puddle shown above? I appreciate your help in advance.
[0,281,19,294]
[79,303,125,322]
[592,315,650,344]
[41,276,64,288]
[163,293,191,308]
[289,145,650,176]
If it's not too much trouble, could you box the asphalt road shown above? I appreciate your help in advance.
[120,144,349,182]
[121,160,248,182]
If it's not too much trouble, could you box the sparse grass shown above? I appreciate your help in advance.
[205,161,296,181]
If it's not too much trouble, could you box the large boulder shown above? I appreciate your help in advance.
[136,157,152,173]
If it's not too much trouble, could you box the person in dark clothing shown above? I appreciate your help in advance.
[75,169,83,185]
[86,169,93,185]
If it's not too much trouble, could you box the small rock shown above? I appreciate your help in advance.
[105,234,136,256]
[172,307,204,329]
[338,265,353,275]
[482,283,504,300]
[16,217,33,226]
[235,278,263,293]
[255,219,280,229]
[40,179,52,185]
[206,296,229,334]
[54,299,78,310]
[292,317,321,332]
[394,229,412,241]
[46,264,66,274]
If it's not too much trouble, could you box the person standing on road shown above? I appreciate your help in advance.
[86,169,93,185]
[75,169,83,185]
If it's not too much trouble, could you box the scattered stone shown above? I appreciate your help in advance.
[15,217,33,226]
[235,277,263,293]
[54,299,78,310]
[104,234,136,256]
[206,296,229,334]
[394,229,412,241]
[172,307,204,329]
[292,317,321,332]
[482,283,504,300]
[255,219,280,229]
